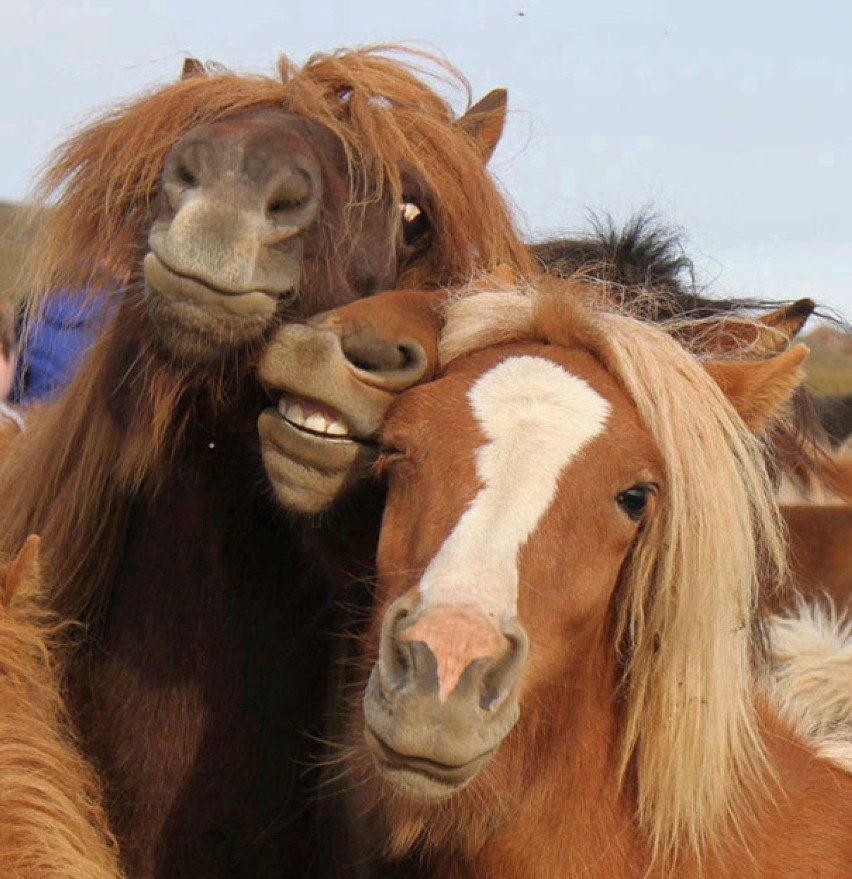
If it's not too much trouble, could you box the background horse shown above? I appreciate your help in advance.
[0,47,528,878]
[338,281,851,877]
[0,537,122,879]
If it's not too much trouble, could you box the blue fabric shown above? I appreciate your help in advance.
[13,290,112,405]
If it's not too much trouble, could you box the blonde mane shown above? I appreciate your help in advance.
[440,279,789,869]
[27,44,532,301]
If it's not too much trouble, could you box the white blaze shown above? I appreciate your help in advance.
[418,355,610,624]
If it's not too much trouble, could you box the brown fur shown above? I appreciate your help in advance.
[26,45,532,300]
[341,284,851,877]
[780,505,852,608]
[4,46,534,623]
[0,537,122,879]
[0,47,536,878]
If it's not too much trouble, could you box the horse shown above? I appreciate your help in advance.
[327,279,851,877]
[0,536,123,879]
[0,47,530,878]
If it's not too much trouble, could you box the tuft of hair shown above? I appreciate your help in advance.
[25,44,531,307]
[441,278,789,870]
[530,212,817,326]
[0,536,123,878]
[765,599,852,772]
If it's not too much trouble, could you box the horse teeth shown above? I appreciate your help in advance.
[285,402,306,426]
[277,395,350,438]
[305,412,326,433]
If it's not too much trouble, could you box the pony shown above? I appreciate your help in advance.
[325,280,851,877]
[0,46,529,878]
[0,536,122,879]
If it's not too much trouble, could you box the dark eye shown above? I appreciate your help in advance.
[399,199,430,248]
[616,484,655,521]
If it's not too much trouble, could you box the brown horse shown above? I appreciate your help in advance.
[334,281,851,877]
[0,537,122,879]
[257,271,815,507]
[0,47,529,878]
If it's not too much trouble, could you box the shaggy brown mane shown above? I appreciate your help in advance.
[27,45,532,300]
[4,46,536,626]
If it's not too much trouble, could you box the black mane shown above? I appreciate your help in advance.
[530,213,777,320]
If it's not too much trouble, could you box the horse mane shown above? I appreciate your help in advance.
[440,279,790,869]
[531,212,795,320]
[0,295,244,621]
[26,44,532,302]
[3,45,536,622]
[0,538,122,878]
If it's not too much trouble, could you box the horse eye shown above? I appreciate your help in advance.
[616,485,654,521]
[399,199,430,247]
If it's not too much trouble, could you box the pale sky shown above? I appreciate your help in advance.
[2,1,850,318]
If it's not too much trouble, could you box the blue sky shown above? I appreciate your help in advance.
[2,1,850,318]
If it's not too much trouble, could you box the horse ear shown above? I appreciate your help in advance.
[760,298,815,350]
[704,344,809,431]
[181,57,206,80]
[456,89,508,162]
[689,298,815,356]
[2,535,41,609]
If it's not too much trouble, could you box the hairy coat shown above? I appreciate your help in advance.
[0,47,530,878]
[0,537,123,879]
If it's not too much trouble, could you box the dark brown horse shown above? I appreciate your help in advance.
[0,47,531,878]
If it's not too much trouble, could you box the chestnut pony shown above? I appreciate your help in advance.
[0,537,122,879]
[0,48,529,878]
[340,282,851,877]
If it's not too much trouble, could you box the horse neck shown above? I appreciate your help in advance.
[459,680,852,879]
[0,302,251,622]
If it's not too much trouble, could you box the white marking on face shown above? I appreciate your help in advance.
[418,355,611,625]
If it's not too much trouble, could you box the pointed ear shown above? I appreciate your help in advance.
[456,89,508,162]
[760,298,815,349]
[2,535,41,609]
[690,298,815,356]
[181,57,206,80]
[704,344,809,431]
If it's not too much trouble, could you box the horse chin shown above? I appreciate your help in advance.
[257,407,376,514]
[143,252,289,361]
[363,726,493,803]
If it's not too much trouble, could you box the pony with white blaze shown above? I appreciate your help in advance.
[338,280,851,878]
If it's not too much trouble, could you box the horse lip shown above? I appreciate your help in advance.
[144,252,295,303]
[364,726,494,788]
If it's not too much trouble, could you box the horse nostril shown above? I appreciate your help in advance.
[341,331,429,388]
[176,161,198,189]
[265,166,317,222]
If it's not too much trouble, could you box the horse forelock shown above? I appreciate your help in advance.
[438,280,789,868]
[26,45,530,310]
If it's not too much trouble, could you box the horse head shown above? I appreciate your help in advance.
[324,282,809,869]
[255,271,814,513]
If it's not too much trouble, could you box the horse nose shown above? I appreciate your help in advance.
[378,599,528,710]
[337,323,431,391]
[260,155,323,237]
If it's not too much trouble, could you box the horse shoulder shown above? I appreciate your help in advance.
[745,715,852,877]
